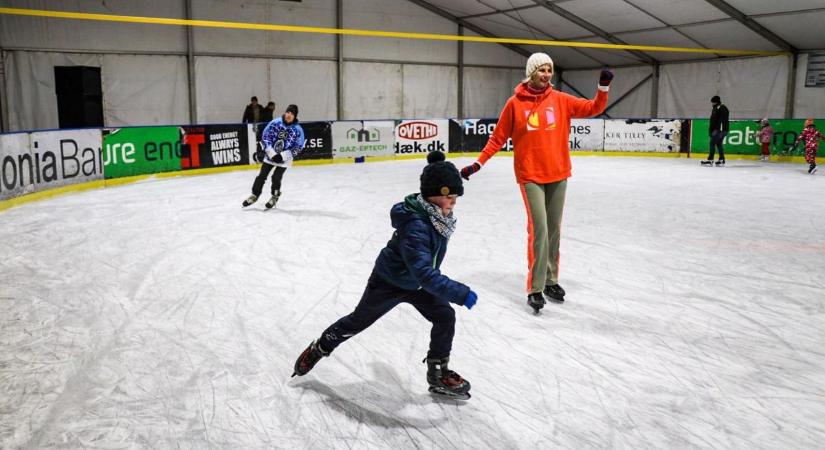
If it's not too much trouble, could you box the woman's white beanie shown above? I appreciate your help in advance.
[525,52,553,78]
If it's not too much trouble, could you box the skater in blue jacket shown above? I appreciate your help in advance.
[292,151,478,399]
[242,104,305,209]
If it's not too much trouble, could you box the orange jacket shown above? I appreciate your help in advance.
[478,83,608,184]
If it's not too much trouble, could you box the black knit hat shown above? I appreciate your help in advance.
[420,151,463,197]
[286,104,299,117]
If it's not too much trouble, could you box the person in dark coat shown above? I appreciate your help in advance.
[702,95,730,165]
[241,96,265,124]
[292,151,478,399]
[261,101,276,123]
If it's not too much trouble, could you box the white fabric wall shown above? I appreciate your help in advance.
[5,51,189,130]
[5,52,101,131]
[402,65,457,119]
[102,55,189,127]
[191,0,336,59]
[561,66,653,118]
[462,67,523,118]
[195,57,336,124]
[793,53,825,119]
[343,0,457,64]
[659,56,789,119]
[342,62,401,120]
[0,0,186,52]
[196,57,268,124]
[463,30,524,67]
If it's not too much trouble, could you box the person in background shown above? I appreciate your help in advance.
[242,96,265,124]
[262,101,276,123]
[292,151,477,400]
[458,52,611,314]
[242,104,305,209]
[794,118,824,174]
[702,95,730,166]
[755,118,773,162]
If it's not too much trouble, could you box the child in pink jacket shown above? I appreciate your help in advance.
[755,119,773,161]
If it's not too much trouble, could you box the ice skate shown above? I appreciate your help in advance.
[714,159,725,166]
[700,160,713,166]
[543,284,566,303]
[425,357,471,400]
[292,339,329,377]
[527,292,545,315]
[809,164,818,175]
[242,194,258,207]
[265,191,281,209]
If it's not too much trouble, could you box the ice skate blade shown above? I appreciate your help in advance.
[429,386,471,400]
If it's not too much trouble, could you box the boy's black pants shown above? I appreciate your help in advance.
[252,162,286,196]
[318,272,456,359]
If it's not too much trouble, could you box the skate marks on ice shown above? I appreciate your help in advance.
[241,205,355,220]
[289,361,522,449]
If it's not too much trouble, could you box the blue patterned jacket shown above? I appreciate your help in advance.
[261,117,305,164]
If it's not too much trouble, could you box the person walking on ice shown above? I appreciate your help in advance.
[242,104,304,209]
[701,95,730,166]
[458,52,611,314]
[292,151,478,400]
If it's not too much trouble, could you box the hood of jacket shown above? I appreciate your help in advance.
[390,193,428,230]
[513,82,553,102]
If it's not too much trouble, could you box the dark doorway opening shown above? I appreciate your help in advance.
[54,66,104,128]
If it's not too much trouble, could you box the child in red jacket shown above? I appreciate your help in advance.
[794,118,824,174]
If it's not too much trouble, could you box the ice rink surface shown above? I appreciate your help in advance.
[1,156,824,449]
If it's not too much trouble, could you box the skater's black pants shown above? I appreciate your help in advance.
[251,163,286,196]
[707,130,727,161]
[318,272,456,359]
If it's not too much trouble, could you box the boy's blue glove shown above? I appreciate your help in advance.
[463,290,477,310]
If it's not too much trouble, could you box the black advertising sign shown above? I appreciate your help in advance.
[451,118,513,153]
[180,124,250,170]
[296,121,332,161]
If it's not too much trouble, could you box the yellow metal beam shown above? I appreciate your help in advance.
[0,7,789,57]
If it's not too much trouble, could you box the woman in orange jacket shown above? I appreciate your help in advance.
[460,52,612,314]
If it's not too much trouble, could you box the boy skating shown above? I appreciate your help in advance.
[292,152,478,400]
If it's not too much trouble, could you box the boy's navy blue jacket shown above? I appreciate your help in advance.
[373,194,470,305]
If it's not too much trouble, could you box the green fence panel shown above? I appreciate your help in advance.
[691,119,825,156]
[103,126,181,179]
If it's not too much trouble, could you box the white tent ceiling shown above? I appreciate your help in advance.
[414,0,825,69]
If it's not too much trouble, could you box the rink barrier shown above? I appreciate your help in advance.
[1,117,820,211]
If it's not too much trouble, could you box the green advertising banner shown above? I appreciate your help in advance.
[102,127,182,179]
[690,119,825,157]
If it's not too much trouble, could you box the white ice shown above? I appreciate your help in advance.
[1,156,824,449]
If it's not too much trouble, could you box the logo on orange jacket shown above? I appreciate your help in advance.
[525,107,556,131]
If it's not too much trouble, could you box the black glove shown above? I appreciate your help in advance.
[273,152,284,164]
[460,162,481,180]
[599,68,614,87]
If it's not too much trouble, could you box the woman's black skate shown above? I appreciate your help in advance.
[425,357,471,400]
[292,339,329,377]
[527,292,545,315]
[543,284,565,303]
